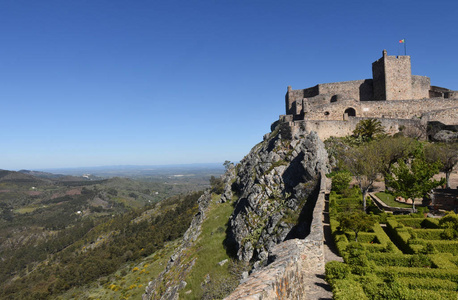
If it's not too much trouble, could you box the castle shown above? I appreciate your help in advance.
[279,50,458,140]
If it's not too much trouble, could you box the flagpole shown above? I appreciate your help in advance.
[404,38,407,55]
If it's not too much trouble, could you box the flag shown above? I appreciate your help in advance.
[399,39,405,43]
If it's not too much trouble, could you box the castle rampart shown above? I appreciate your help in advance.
[298,98,458,122]
[281,50,457,140]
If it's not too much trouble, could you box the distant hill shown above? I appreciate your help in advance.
[38,163,225,178]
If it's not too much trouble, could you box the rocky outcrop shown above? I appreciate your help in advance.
[227,125,329,263]
[432,130,458,143]
[225,171,328,300]
[219,163,236,203]
[142,191,213,300]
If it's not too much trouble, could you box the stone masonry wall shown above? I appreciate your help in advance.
[224,171,326,300]
[384,54,412,100]
[421,107,458,125]
[289,118,425,141]
[303,98,458,121]
[372,53,386,100]
[411,75,430,99]
[285,85,319,114]
[318,79,373,101]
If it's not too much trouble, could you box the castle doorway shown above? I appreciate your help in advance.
[344,107,356,117]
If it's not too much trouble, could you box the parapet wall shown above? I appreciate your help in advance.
[225,171,326,300]
[421,107,458,125]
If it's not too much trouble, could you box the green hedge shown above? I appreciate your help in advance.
[335,234,349,257]
[397,217,424,228]
[430,253,458,270]
[398,276,458,291]
[345,232,378,243]
[410,228,443,240]
[424,240,458,255]
[363,243,386,253]
[366,253,433,268]
[373,265,458,281]
[325,261,351,280]
[331,279,368,300]
[372,223,402,253]
[386,219,414,253]
[403,288,458,300]
[421,218,440,228]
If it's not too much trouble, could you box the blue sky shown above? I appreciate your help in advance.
[1,0,456,170]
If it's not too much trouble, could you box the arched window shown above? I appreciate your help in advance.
[344,107,356,117]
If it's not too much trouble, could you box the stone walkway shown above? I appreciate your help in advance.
[303,177,343,300]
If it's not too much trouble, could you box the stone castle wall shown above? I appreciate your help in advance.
[302,98,458,122]
[411,75,430,99]
[421,107,458,125]
[282,117,425,141]
[283,50,456,141]
[318,79,373,101]
[383,54,413,100]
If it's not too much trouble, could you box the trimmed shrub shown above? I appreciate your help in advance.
[422,240,458,255]
[421,218,440,229]
[386,219,414,253]
[366,253,433,268]
[430,253,458,270]
[398,276,458,291]
[345,232,378,244]
[325,261,351,280]
[332,279,368,300]
[411,228,443,240]
[374,265,458,281]
[397,217,424,228]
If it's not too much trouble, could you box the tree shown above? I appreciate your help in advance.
[209,176,224,194]
[338,211,375,242]
[331,171,352,194]
[386,146,445,211]
[223,160,233,171]
[353,119,385,142]
[342,142,385,211]
[425,143,458,188]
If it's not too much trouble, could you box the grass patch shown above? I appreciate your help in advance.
[14,206,40,214]
[375,192,412,209]
[179,194,239,299]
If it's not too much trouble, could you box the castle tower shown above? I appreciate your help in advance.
[372,50,413,100]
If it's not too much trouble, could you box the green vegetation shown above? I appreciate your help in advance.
[178,194,248,299]
[375,192,412,209]
[58,240,180,299]
[330,171,352,194]
[326,184,458,299]
[0,177,203,299]
[387,148,444,210]
[352,118,385,142]
[338,211,375,242]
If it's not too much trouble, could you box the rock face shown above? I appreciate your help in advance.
[227,125,329,263]
[432,130,458,143]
